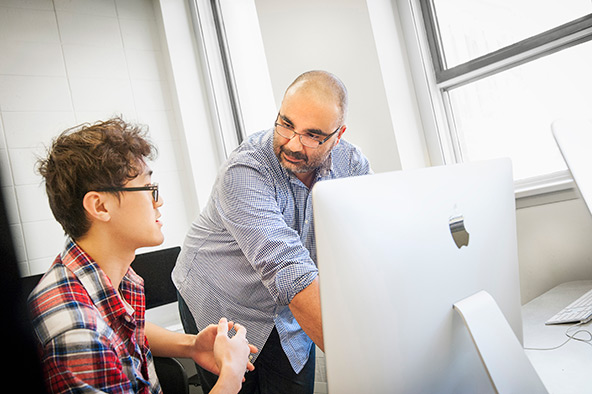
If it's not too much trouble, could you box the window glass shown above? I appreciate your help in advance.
[433,0,592,68]
[448,39,592,180]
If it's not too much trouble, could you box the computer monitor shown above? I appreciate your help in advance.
[552,118,592,215]
[312,158,532,393]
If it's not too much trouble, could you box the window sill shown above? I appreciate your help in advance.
[515,171,579,209]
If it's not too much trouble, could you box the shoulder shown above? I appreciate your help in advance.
[220,129,283,188]
[331,138,372,176]
[28,263,102,347]
[228,129,282,169]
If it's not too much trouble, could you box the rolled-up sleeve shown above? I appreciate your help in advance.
[215,161,318,306]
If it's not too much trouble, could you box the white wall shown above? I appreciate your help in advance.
[254,0,403,174]
[0,0,204,276]
[517,196,592,303]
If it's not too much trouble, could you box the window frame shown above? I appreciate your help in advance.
[421,2,592,89]
[187,0,246,158]
[402,0,592,204]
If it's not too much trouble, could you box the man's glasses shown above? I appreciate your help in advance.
[274,121,341,149]
[95,183,159,203]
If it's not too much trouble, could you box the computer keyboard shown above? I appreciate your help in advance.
[546,288,592,325]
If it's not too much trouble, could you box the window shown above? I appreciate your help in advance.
[417,0,592,194]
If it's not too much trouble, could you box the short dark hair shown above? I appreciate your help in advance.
[37,117,156,240]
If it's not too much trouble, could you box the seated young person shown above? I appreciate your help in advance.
[28,118,256,393]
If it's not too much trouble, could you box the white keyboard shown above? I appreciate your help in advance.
[546,288,592,325]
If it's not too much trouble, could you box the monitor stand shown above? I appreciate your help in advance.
[454,291,548,394]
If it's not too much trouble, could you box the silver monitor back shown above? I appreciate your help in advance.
[313,158,523,394]
[552,118,592,215]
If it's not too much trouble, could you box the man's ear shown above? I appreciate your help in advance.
[334,125,346,146]
[82,191,111,223]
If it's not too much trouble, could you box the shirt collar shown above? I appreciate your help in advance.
[60,238,144,323]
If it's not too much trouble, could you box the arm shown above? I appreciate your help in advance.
[145,321,196,359]
[218,163,319,306]
[288,277,324,351]
[146,319,257,393]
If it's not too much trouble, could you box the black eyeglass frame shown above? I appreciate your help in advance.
[94,183,159,202]
[274,119,342,149]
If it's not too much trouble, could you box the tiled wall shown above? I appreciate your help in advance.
[0,0,193,276]
[0,1,329,390]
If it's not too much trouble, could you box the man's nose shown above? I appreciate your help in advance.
[285,133,305,151]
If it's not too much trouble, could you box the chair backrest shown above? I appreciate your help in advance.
[153,356,189,394]
[21,273,44,300]
[131,246,181,309]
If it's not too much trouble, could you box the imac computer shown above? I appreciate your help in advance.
[313,158,546,393]
[552,118,592,214]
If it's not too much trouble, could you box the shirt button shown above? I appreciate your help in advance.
[305,220,309,224]
[124,315,132,323]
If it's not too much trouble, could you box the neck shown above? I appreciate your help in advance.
[76,229,136,290]
[295,171,315,188]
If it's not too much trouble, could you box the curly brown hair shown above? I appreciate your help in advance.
[37,117,157,240]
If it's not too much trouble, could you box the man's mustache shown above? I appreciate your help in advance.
[281,146,308,162]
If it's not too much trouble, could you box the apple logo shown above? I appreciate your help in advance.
[449,213,469,249]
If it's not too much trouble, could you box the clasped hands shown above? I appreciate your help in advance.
[190,317,259,382]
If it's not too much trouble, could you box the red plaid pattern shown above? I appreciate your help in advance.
[28,240,162,393]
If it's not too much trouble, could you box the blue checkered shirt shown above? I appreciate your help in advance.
[172,128,371,373]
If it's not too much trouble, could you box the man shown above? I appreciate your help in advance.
[173,70,372,393]
[29,118,256,393]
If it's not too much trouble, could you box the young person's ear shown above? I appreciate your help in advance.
[82,191,111,223]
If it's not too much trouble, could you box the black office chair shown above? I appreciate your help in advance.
[21,273,45,300]
[131,247,181,309]
[153,356,189,394]
[131,247,201,390]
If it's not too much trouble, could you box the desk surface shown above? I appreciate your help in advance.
[523,280,592,394]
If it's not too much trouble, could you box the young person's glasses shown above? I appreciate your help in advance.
[95,183,159,202]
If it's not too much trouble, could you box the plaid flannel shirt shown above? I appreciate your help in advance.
[28,239,162,393]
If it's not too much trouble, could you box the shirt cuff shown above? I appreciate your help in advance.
[274,264,318,306]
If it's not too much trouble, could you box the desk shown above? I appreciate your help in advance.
[522,280,592,394]
[145,302,184,333]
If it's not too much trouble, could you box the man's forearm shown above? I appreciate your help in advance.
[288,277,324,351]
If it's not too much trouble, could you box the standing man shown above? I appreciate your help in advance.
[173,71,372,393]
[29,118,256,393]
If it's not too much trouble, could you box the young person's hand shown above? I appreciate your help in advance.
[189,317,257,392]
[214,318,257,377]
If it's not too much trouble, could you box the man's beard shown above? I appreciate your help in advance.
[274,143,328,175]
